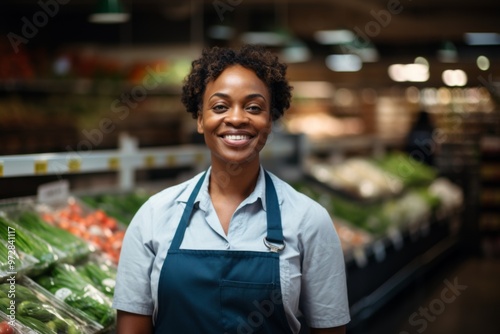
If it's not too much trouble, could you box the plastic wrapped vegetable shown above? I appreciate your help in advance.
[76,258,116,299]
[0,216,60,273]
[14,211,93,263]
[36,263,116,329]
[0,280,94,334]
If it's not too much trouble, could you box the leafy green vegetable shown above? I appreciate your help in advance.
[36,263,116,328]
[80,191,149,225]
[76,262,116,298]
[0,216,58,269]
[15,211,91,262]
[0,281,87,334]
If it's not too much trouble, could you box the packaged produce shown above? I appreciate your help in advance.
[6,210,93,264]
[0,277,99,334]
[0,216,61,275]
[0,240,38,280]
[76,255,116,299]
[0,309,43,334]
[38,198,125,263]
[35,263,116,329]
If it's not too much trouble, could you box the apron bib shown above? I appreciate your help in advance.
[154,171,293,334]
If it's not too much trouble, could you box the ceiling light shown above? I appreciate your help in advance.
[281,40,311,63]
[477,56,490,71]
[442,70,468,87]
[388,63,429,82]
[240,31,289,46]
[464,32,500,45]
[207,25,235,40]
[89,0,130,24]
[314,30,356,44]
[326,54,362,72]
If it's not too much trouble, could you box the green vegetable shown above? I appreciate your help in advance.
[76,262,116,298]
[36,263,116,328]
[16,315,55,334]
[0,216,58,267]
[80,191,150,225]
[15,211,91,262]
[18,301,55,322]
[0,282,86,334]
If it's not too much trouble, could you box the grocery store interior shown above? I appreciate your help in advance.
[1,0,500,333]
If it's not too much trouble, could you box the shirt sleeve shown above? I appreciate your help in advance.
[112,200,156,315]
[299,204,351,328]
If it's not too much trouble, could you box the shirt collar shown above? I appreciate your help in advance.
[176,166,281,212]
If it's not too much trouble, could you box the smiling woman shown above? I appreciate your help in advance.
[112,44,351,334]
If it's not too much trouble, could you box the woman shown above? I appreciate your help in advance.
[112,45,350,334]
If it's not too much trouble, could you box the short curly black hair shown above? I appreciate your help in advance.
[181,44,292,121]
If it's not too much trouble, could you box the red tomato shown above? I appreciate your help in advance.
[0,321,14,334]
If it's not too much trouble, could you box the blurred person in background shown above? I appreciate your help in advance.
[405,109,436,166]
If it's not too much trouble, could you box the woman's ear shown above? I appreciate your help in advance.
[197,112,204,134]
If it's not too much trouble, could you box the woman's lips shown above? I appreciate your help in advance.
[220,134,252,146]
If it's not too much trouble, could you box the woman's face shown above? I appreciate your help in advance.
[198,65,272,168]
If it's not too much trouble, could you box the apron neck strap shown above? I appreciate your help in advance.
[170,169,284,250]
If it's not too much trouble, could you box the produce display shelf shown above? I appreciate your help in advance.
[345,208,462,329]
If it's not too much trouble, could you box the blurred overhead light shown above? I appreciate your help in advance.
[464,32,500,45]
[326,54,362,72]
[89,0,129,24]
[314,30,356,44]
[442,70,467,87]
[477,56,490,71]
[388,63,429,82]
[207,25,235,40]
[240,31,289,46]
[281,40,311,63]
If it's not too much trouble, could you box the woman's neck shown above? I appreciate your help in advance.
[209,159,260,200]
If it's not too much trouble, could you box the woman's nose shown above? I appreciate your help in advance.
[225,107,248,126]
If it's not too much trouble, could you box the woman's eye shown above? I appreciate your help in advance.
[212,105,227,112]
[246,105,262,113]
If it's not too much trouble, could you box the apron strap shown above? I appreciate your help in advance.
[170,171,207,250]
[264,171,284,245]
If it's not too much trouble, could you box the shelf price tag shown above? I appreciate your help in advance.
[166,155,177,167]
[37,180,69,205]
[145,155,155,168]
[68,158,81,172]
[34,160,48,174]
[108,157,120,170]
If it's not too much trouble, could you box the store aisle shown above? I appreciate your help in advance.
[348,254,500,334]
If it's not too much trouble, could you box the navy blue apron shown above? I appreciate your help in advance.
[154,171,294,333]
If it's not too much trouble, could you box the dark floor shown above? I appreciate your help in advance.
[348,254,500,334]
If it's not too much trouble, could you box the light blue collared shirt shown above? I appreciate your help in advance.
[113,167,350,332]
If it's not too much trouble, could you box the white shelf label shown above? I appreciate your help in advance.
[37,180,70,205]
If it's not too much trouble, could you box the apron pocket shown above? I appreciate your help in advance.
[220,280,284,334]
